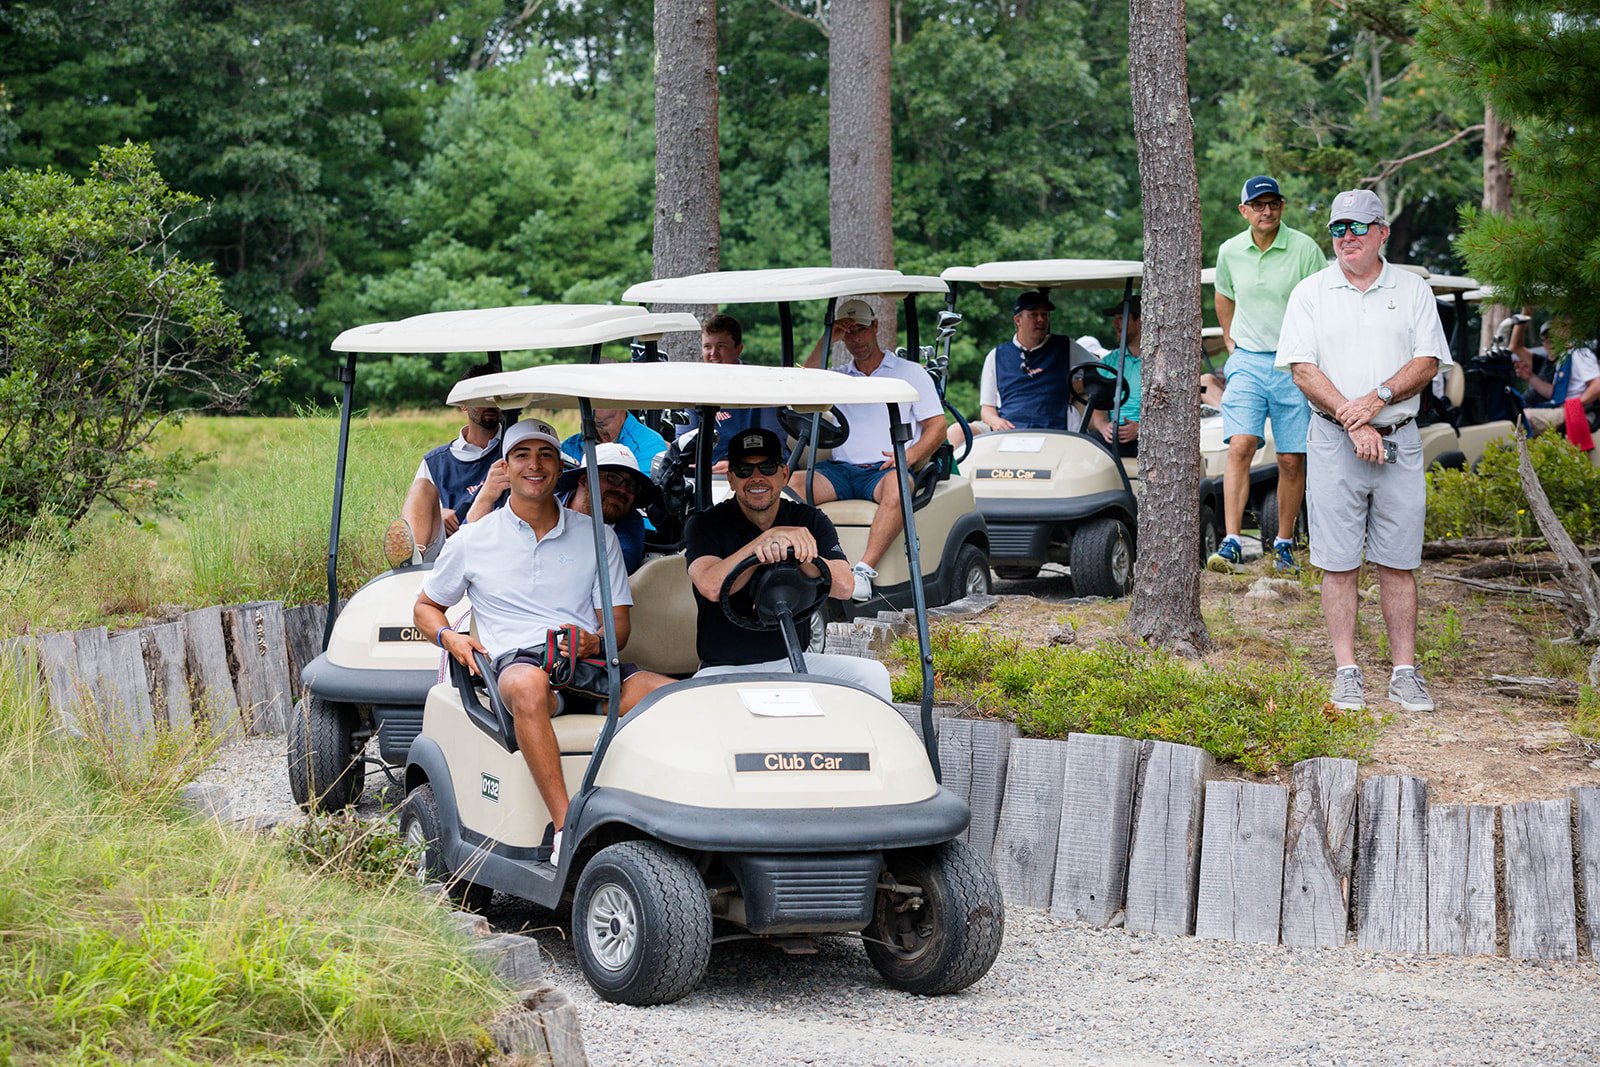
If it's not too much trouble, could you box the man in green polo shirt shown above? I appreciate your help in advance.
[1208,175,1327,574]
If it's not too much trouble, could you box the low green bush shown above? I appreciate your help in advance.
[891,626,1384,774]
[1426,434,1600,543]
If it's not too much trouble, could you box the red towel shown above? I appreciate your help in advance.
[1567,397,1595,451]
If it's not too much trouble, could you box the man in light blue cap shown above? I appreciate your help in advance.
[1209,175,1326,574]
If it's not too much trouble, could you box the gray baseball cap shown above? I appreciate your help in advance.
[1328,189,1385,225]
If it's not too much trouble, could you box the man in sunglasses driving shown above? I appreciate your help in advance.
[1276,188,1452,716]
[684,428,893,699]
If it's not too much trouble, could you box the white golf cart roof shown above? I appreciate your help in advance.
[447,360,918,413]
[940,259,1143,291]
[331,304,701,354]
[1428,274,1479,295]
[622,268,949,306]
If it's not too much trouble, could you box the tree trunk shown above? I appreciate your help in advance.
[1123,0,1209,655]
[1478,101,1513,354]
[828,0,896,348]
[651,0,721,361]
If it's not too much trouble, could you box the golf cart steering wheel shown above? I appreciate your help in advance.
[1068,362,1130,414]
[719,549,833,633]
[777,405,851,451]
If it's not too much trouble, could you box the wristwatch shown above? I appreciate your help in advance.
[1375,384,1394,403]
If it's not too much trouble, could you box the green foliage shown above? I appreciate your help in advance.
[0,144,264,544]
[892,626,1383,773]
[0,654,507,1065]
[1425,434,1600,542]
[1574,684,1600,745]
[285,811,422,893]
[1418,0,1600,330]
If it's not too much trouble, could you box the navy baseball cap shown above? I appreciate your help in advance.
[1013,290,1056,314]
[728,428,784,466]
[1240,175,1282,204]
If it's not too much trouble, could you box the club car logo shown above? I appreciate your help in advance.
[735,752,871,772]
[480,773,501,802]
[975,467,1051,480]
[378,625,427,643]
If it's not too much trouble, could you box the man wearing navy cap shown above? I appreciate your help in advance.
[684,428,892,699]
[1209,175,1326,575]
[965,290,1079,436]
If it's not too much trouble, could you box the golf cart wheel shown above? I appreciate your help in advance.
[1198,505,1222,566]
[399,783,492,912]
[1258,492,1308,551]
[993,565,1039,582]
[954,543,992,598]
[573,841,712,1006]
[1069,517,1133,598]
[286,694,362,813]
[864,840,1005,996]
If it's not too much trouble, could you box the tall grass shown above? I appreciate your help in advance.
[0,653,510,1066]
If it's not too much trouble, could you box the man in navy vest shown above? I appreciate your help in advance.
[385,363,502,566]
[967,291,1077,436]
[1510,311,1600,438]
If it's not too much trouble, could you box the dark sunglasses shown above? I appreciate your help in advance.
[731,459,782,478]
[1328,220,1374,238]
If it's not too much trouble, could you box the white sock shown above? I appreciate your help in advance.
[1274,537,1293,548]
[1221,534,1242,548]
[1336,664,1360,673]
[1391,664,1414,676]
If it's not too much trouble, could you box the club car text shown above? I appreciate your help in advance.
[735,752,871,772]
[975,468,1051,480]
[378,625,428,643]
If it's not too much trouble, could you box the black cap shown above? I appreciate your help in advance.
[1013,291,1056,314]
[1099,295,1142,317]
[728,428,784,466]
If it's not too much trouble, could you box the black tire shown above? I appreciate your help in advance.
[864,840,1005,996]
[1198,505,1221,566]
[572,841,712,1005]
[993,565,1039,582]
[286,694,362,813]
[1258,490,1308,551]
[953,542,992,599]
[399,783,493,912]
[1069,517,1133,598]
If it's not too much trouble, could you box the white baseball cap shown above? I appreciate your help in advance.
[836,298,877,326]
[502,417,562,454]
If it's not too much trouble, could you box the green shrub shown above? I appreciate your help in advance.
[1574,685,1600,745]
[1426,434,1600,543]
[892,626,1384,774]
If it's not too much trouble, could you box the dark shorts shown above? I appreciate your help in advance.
[493,642,639,709]
[814,459,892,500]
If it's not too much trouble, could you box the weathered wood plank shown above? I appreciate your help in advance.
[892,701,954,743]
[1195,781,1288,945]
[1125,741,1214,936]
[953,720,1017,858]
[1281,757,1359,949]
[282,602,328,701]
[102,631,155,746]
[1050,733,1141,926]
[991,738,1069,908]
[36,627,111,737]
[0,636,39,692]
[1356,775,1429,953]
[1426,804,1496,956]
[1576,787,1600,958]
[138,621,194,733]
[1502,799,1578,961]
[181,606,241,738]
[221,601,291,735]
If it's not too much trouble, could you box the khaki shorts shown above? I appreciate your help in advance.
[1305,417,1426,572]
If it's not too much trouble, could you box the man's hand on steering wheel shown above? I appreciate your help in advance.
[753,526,818,565]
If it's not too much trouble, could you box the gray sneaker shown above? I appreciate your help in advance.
[1388,668,1436,712]
[1330,666,1365,711]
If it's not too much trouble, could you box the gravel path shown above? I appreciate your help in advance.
[204,733,1599,1066]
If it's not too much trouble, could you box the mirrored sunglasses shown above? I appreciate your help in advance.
[1328,220,1373,238]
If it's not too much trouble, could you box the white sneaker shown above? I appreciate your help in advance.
[550,828,563,868]
[851,562,877,602]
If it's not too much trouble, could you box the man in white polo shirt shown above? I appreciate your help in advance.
[414,418,672,864]
[1276,189,1452,715]
[801,298,948,601]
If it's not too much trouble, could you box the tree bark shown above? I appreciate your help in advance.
[1478,101,1513,353]
[651,0,721,361]
[1123,0,1208,655]
[828,0,896,348]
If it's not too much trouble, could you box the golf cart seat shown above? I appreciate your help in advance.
[814,443,952,526]
[624,554,701,676]
[444,651,608,755]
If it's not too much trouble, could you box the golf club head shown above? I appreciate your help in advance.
[936,309,963,332]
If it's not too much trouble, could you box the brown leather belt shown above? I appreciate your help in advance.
[1313,408,1414,437]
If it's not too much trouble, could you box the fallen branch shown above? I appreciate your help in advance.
[1433,574,1577,602]
[1422,537,1546,559]
[1459,555,1600,581]
[1488,674,1580,701]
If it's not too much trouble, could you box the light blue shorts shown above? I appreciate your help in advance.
[1221,348,1309,453]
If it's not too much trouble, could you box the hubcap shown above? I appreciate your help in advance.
[1111,531,1132,590]
[587,883,639,971]
[403,818,429,885]
[963,561,989,596]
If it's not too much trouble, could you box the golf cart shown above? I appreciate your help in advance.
[621,268,992,618]
[289,305,700,813]
[402,359,1005,1005]
[1425,276,1521,468]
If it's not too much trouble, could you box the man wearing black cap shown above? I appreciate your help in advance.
[684,428,893,699]
[1087,296,1144,455]
[967,291,1079,436]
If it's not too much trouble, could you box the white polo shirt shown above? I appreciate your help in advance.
[1275,261,1452,426]
[421,504,632,659]
[827,350,944,465]
[414,431,500,484]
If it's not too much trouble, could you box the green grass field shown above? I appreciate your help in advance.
[0,409,581,636]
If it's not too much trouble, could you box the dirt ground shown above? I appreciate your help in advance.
[971,554,1600,804]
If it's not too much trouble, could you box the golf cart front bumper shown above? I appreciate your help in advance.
[979,490,1133,566]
